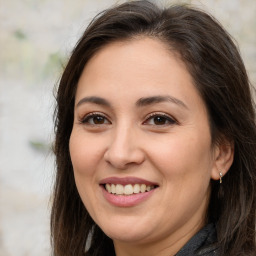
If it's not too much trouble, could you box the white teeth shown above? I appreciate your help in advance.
[140,184,146,193]
[105,183,155,195]
[133,184,140,194]
[116,184,124,195]
[124,184,133,195]
[106,184,111,193]
[111,184,116,194]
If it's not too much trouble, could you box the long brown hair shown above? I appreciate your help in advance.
[51,1,256,255]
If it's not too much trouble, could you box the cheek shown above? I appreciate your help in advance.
[145,132,213,180]
[69,131,103,216]
[69,130,105,176]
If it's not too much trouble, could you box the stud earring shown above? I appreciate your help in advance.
[219,172,223,184]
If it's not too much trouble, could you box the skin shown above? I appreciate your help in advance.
[69,38,233,256]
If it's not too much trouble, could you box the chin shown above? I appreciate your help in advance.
[99,221,153,244]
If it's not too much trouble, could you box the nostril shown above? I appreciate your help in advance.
[104,155,145,170]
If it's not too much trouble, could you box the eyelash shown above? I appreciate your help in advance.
[80,112,111,125]
[79,112,177,127]
[143,112,177,126]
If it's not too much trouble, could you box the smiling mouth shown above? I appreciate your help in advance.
[103,184,158,196]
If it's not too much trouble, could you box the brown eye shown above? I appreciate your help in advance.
[144,113,176,126]
[82,113,110,125]
[153,116,168,125]
[93,116,105,124]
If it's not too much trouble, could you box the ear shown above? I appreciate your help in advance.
[211,138,234,181]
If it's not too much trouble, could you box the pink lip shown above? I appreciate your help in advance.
[99,176,157,186]
[101,186,156,207]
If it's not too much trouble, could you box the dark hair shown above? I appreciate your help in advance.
[51,1,256,255]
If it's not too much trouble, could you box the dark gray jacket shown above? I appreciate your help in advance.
[175,223,218,256]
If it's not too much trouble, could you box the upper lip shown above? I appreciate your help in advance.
[99,176,158,186]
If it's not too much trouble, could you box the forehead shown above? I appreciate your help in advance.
[75,37,205,111]
[85,37,184,74]
[78,38,190,87]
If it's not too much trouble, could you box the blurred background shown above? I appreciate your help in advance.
[0,0,255,255]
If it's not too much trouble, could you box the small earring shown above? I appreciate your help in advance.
[219,172,223,184]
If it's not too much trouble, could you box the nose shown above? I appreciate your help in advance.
[104,125,145,170]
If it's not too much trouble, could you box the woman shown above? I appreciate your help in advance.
[51,1,256,255]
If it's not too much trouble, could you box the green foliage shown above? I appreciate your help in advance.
[29,140,51,153]
[14,29,27,40]
[43,51,67,78]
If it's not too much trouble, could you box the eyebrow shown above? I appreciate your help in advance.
[76,96,111,108]
[136,95,188,109]
[76,95,188,109]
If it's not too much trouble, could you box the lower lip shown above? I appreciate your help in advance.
[101,186,156,207]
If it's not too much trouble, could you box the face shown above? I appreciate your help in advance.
[69,38,219,253]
